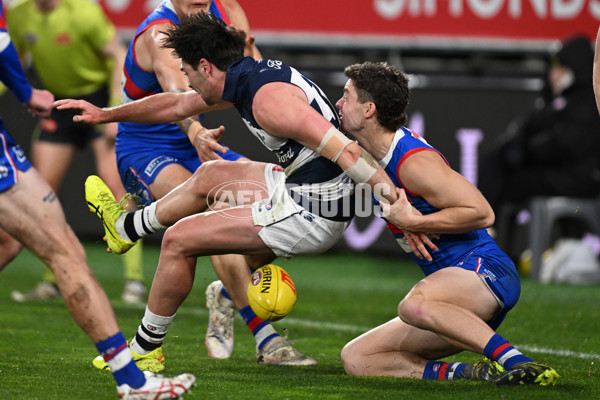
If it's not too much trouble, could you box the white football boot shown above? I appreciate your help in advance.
[117,370,196,399]
[204,280,235,358]
[256,336,317,366]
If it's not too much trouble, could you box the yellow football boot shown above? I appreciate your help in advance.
[92,346,165,373]
[85,175,135,254]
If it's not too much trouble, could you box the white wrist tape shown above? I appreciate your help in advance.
[345,149,378,183]
[316,126,354,162]
[316,126,378,183]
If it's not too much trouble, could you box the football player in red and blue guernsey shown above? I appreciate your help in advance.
[0,2,195,397]
[337,61,559,386]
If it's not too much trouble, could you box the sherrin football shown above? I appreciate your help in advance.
[247,264,296,321]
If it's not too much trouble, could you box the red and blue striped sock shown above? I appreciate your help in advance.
[423,361,469,380]
[96,332,145,388]
[240,305,279,350]
[484,333,533,369]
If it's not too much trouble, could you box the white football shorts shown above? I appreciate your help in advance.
[252,163,349,258]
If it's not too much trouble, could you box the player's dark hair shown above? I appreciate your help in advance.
[344,62,409,131]
[162,12,246,71]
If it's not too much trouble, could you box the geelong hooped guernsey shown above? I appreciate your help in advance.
[0,0,33,190]
[380,127,498,275]
[222,57,354,222]
[116,0,230,155]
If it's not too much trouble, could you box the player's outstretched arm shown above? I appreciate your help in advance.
[55,90,227,125]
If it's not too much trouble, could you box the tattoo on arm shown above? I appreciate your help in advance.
[42,191,57,203]
[177,116,198,134]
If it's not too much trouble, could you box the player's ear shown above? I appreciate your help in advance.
[365,102,376,118]
[199,58,211,74]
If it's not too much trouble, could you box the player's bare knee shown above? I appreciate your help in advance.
[161,226,188,255]
[0,239,23,268]
[340,342,363,376]
[398,292,428,327]
[190,160,227,199]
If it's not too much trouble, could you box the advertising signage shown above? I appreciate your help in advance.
[100,0,600,49]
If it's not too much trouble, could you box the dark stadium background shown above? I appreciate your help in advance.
[2,0,595,255]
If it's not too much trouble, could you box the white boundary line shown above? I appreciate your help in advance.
[515,345,600,361]
[120,302,600,361]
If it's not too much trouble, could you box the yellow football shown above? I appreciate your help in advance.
[247,264,296,321]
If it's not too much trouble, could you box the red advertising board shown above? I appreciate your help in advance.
[100,0,600,48]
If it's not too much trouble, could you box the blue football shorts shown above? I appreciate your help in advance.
[452,247,521,330]
[117,144,244,206]
[0,123,32,192]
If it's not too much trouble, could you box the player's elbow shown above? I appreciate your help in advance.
[478,201,495,229]
[482,210,495,229]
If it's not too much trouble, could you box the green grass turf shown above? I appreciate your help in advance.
[0,241,599,399]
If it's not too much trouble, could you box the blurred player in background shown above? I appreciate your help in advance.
[337,61,558,386]
[479,35,600,231]
[0,4,196,398]
[7,0,147,303]
[86,0,316,368]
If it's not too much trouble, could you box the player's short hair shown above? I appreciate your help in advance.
[162,12,246,71]
[344,62,409,131]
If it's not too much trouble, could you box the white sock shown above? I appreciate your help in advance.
[130,306,175,355]
[116,202,166,242]
[255,324,278,350]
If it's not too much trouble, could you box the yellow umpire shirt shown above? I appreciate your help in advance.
[7,0,116,98]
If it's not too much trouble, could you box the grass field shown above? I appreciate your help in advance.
[0,241,599,399]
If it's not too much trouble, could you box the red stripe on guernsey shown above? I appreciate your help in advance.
[132,18,174,67]
[248,316,264,333]
[213,0,230,25]
[123,67,157,100]
[103,342,128,361]
[386,221,403,235]
[438,362,449,379]
[491,343,511,361]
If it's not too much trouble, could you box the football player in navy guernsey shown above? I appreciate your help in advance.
[0,2,195,398]
[81,0,315,370]
[336,62,558,386]
[56,11,438,368]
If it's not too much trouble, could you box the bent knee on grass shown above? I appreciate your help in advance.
[398,292,432,329]
[340,341,366,376]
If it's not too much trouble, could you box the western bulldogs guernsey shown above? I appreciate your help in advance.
[116,0,229,156]
[0,2,34,191]
[222,57,354,222]
[381,127,515,279]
